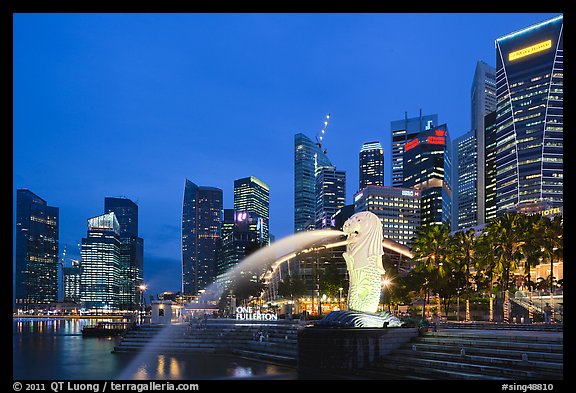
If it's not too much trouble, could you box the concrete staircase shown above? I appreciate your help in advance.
[112,319,301,365]
[355,328,563,380]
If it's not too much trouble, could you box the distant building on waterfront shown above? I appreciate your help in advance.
[391,111,438,188]
[359,141,384,191]
[80,213,121,310]
[403,124,452,228]
[354,185,421,248]
[181,179,223,296]
[63,259,82,303]
[315,165,346,229]
[15,189,59,310]
[105,197,143,311]
[495,15,563,215]
[294,132,333,232]
[234,176,269,245]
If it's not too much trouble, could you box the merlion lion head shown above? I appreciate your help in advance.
[342,211,384,262]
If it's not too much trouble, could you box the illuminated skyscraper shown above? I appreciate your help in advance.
[105,197,144,310]
[495,15,563,214]
[315,165,346,229]
[15,189,59,310]
[63,260,82,303]
[471,60,497,224]
[80,213,121,310]
[234,176,269,245]
[359,141,384,191]
[391,112,438,188]
[182,179,223,295]
[454,131,478,229]
[294,133,332,232]
[484,112,498,222]
[403,125,452,228]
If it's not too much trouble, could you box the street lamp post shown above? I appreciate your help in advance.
[338,287,343,311]
[382,277,391,312]
[138,284,147,324]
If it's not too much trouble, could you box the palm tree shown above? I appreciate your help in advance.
[540,214,563,322]
[484,213,523,323]
[411,223,451,317]
[517,213,544,322]
[451,228,476,322]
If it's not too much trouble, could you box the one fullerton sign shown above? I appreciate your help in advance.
[235,306,278,321]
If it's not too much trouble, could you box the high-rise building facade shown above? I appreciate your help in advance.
[471,60,497,224]
[455,130,478,229]
[15,189,59,309]
[234,176,269,246]
[294,133,333,232]
[353,185,421,247]
[495,15,563,214]
[484,112,498,222]
[63,259,82,303]
[403,125,452,227]
[359,141,384,191]
[105,197,144,310]
[315,165,346,229]
[80,213,121,310]
[182,179,223,296]
[391,112,438,188]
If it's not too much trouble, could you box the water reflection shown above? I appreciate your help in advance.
[14,319,296,380]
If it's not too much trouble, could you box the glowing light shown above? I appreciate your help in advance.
[509,40,552,61]
[405,139,420,152]
[427,136,445,145]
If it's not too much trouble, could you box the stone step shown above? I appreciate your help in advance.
[418,337,563,353]
[401,343,563,363]
[370,356,550,379]
[429,330,563,343]
[393,349,562,377]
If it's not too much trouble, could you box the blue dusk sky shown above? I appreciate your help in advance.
[13,13,560,296]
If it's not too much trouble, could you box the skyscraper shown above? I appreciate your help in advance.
[15,189,59,310]
[80,213,121,310]
[391,112,438,188]
[471,60,497,225]
[315,165,346,229]
[104,197,144,310]
[294,133,332,232]
[63,260,82,303]
[403,125,452,227]
[359,141,384,191]
[354,185,421,247]
[495,15,563,214]
[484,112,498,223]
[234,176,269,245]
[182,179,223,296]
[454,130,478,229]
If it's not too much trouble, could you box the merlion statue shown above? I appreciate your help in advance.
[318,211,403,328]
[342,211,385,313]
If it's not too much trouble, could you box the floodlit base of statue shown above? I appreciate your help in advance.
[316,310,403,328]
[298,313,417,379]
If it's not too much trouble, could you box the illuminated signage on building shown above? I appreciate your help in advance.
[405,138,420,152]
[537,207,562,217]
[508,40,552,61]
[402,190,413,197]
[427,136,445,145]
[434,130,446,137]
[235,306,278,321]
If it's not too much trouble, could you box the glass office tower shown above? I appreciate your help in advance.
[359,141,384,191]
[80,213,121,310]
[182,179,223,296]
[294,133,333,232]
[391,112,438,188]
[403,125,452,228]
[15,189,59,310]
[234,176,269,245]
[105,197,144,310]
[495,15,563,214]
